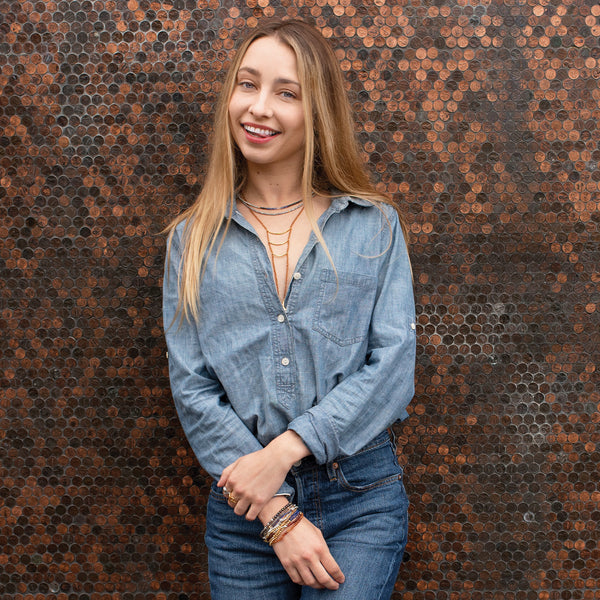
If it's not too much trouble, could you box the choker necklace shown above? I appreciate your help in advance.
[238,195,303,216]
[243,202,305,303]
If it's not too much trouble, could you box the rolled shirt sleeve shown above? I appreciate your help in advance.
[287,208,416,464]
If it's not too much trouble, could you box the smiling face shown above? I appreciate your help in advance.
[228,36,306,176]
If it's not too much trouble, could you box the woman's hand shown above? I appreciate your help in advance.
[271,516,345,590]
[218,446,289,519]
[217,430,310,520]
[218,430,345,589]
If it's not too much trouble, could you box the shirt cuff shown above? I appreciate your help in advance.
[287,410,339,465]
[276,481,295,499]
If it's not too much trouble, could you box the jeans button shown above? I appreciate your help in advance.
[332,462,339,470]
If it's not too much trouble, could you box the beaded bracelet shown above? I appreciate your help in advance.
[261,505,298,542]
[265,511,303,546]
[260,503,303,545]
[267,512,303,546]
[263,508,302,545]
[260,503,296,539]
[260,502,293,537]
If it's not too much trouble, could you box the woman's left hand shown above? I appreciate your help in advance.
[217,430,310,520]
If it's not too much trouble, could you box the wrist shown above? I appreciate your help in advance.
[267,430,310,470]
[258,496,290,526]
[260,502,303,546]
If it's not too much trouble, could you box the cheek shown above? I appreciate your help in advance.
[228,92,243,120]
[290,110,305,135]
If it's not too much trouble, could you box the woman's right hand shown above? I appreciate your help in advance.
[271,515,345,590]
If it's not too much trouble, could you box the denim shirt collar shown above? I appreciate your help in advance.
[328,195,373,211]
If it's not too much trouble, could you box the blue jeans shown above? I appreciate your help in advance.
[205,431,409,599]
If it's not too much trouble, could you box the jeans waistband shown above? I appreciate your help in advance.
[289,429,392,475]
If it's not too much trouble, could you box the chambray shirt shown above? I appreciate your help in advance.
[163,196,416,496]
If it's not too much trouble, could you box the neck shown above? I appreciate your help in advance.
[244,164,303,209]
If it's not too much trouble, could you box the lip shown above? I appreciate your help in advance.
[241,122,281,144]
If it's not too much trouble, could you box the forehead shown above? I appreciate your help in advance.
[239,36,299,78]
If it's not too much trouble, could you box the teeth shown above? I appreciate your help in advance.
[244,125,278,136]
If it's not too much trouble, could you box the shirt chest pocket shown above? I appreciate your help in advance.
[312,269,377,346]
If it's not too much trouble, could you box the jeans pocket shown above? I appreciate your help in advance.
[209,483,230,504]
[334,438,403,492]
[312,269,377,346]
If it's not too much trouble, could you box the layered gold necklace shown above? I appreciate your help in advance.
[239,195,304,302]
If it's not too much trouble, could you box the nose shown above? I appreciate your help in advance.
[248,92,273,118]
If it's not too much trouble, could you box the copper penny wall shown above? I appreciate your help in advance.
[1,0,599,598]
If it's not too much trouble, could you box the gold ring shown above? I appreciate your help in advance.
[228,493,239,506]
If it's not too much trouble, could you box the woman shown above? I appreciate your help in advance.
[163,19,416,599]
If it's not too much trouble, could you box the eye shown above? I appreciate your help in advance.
[280,90,297,99]
[238,80,255,90]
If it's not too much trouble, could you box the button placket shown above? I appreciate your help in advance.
[271,297,297,407]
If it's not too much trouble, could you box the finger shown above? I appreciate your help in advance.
[286,566,303,586]
[310,562,340,590]
[217,468,231,488]
[320,552,345,584]
[295,565,322,589]
[233,498,250,517]
[225,489,241,507]
[245,501,263,521]
[218,459,240,487]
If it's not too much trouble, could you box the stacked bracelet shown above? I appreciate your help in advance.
[260,502,304,546]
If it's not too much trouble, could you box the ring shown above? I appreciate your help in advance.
[228,493,239,506]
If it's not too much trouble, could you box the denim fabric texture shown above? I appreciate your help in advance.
[163,196,416,496]
[205,431,409,599]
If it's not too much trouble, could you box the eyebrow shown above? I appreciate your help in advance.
[237,66,300,87]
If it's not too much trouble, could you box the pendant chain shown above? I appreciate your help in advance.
[244,204,305,302]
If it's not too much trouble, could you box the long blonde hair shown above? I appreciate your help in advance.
[165,19,406,324]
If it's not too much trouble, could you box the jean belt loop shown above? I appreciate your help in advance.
[388,425,397,447]
[326,459,338,481]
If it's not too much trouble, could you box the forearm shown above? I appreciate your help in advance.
[219,429,311,521]
[266,429,311,469]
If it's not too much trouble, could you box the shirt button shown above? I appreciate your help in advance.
[292,272,302,280]
[277,314,285,323]
[410,322,416,330]
[281,357,290,366]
